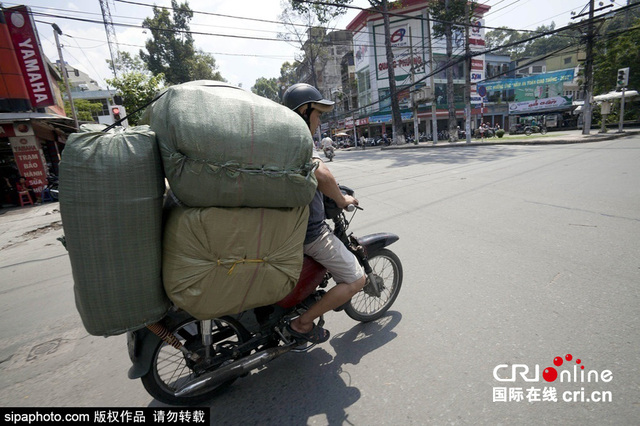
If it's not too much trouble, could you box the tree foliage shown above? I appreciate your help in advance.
[106,51,165,126]
[251,61,299,102]
[485,23,581,60]
[279,2,339,88]
[64,99,103,123]
[139,0,224,85]
[593,19,640,94]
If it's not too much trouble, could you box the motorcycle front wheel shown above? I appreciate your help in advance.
[345,248,403,322]
[540,127,547,135]
[141,316,248,405]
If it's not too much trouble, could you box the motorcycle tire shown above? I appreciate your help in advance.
[540,127,547,135]
[345,248,403,322]
[525,128,532,136]
[141,316,249,405]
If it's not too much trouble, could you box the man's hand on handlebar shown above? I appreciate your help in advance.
[338,194,358,210]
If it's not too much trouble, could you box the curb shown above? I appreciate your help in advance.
[375,129,640,150]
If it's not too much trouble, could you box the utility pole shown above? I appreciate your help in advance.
[582,0,595,135]
[463,1,472,143]
[52,24,79,130]
[427,12,438,144]
[381,0,405,144]
[410,27,419,145]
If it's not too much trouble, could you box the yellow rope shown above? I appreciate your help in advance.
[218,258,265,275]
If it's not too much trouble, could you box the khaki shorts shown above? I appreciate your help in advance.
[304,229,365,284]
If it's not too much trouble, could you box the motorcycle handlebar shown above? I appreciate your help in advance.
[345,204,363,212]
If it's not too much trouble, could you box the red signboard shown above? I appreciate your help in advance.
[471,59,484,70]
[0,11,31,110]
[3,6,55,108]
[8,122,47,193]
[0,123,16,137]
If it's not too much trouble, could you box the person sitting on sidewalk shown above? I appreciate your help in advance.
[16,176,37,204]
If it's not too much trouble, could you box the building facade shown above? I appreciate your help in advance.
[1,5,73,205]
[346,0,490,140]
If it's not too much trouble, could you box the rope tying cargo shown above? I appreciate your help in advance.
[218,258,265,275]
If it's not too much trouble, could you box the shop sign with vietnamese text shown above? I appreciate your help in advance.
[9,127,47,192]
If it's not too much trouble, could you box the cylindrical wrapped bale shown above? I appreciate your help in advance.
[59,125,170,336]
[141,81,317,208]
[163,205,309,319]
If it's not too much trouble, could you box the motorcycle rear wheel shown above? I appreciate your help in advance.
[141,316,248,405]
[345,248,403,322]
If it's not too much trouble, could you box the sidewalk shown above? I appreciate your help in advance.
[379,128,640,150]
[0,201,61,250]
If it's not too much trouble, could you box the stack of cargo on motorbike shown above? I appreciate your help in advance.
[142,81,315,319]
[60,81,316,336]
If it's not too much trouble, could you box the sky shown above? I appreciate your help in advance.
[6,0,625,91]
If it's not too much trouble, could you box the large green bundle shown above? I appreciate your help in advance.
[59,125,170,336]
[141,81,317,208]
[163,205,309,319]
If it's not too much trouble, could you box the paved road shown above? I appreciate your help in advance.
[1,135,638,424]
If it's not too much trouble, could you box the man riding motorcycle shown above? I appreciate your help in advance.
[320,133,335,161]
[282,83,366,343]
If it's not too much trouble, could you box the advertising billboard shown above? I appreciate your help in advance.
[3,5,55,109]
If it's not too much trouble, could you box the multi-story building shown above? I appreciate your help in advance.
[346,0,490,140]
[298,27,354,137]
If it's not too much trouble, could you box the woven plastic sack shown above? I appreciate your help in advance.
[59,125,170,336]
[141,81,317,208]
[163,205,309,319]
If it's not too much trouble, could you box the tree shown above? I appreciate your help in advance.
[593,18,640,122]
[252,77,280,102]
[106,50,165,126]
[279,2,335,89]
[64,99,103,123]
[428,0,471,142]
[251,61,300,102]
[139,0,224,85]
[288,0,408,143]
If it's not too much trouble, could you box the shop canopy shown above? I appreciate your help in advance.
[593,90,639,102]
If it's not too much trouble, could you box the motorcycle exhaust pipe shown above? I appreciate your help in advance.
[174,344,294,397]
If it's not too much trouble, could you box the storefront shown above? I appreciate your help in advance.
[0,113,73,205]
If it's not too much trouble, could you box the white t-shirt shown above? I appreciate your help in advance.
[321,137,333,149]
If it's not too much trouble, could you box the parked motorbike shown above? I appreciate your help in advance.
[45,174,59,200]
[511,123,547,136]
[323,146,335,161]
[127,185,403,405]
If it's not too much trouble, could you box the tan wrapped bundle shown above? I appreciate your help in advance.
[162,205,309,319]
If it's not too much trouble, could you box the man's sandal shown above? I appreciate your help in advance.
[286,322,330,344]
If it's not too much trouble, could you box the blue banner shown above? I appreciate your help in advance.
[477,69,575,94]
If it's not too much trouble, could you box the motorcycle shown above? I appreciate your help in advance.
[524,124,547,136]
[511,123,547,136]
[127,185,403,405]
[323,146,335,161]
[45,174,59,200]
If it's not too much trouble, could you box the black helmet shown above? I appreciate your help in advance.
[283,83,334,112]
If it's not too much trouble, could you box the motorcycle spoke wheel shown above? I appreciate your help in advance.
[141,317,246,405]
[345,249,402,322]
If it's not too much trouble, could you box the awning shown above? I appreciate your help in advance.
[0,112,74,122]
[0,112,76,134]
[593,90,639,102]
